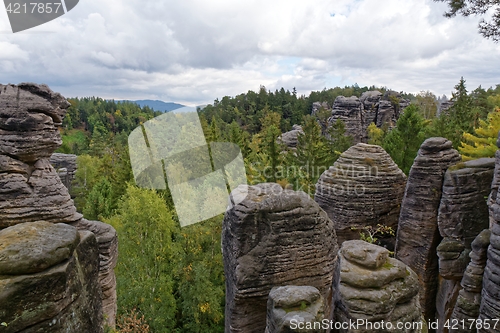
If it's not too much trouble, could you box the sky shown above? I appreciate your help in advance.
[1,0,499,106]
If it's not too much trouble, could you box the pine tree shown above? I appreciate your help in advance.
[382,105,427,174]
[292,115,331,195]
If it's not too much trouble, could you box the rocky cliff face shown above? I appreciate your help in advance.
[315,143,406,249]
[336,240,425,333]
[479,144,500,330]
[0,83,117,331]
[395,137,461,322]
[49,153,77,193]
[435,158,494,332]
[451,229,490,333]
[312,91,410,143]
[222,183,339,333]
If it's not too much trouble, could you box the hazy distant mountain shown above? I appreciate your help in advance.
[128,100,185,112]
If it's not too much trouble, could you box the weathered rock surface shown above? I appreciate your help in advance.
[0,84,82,228]
[0,83,117,331]
[312,91,410,143]
[328,96,364,143]
[479,184,500,329]
[0,221,79,275]
[435,158,494,331]
[77,219,118,327]
[0,83,69,162]
[223,183,339,333]
[315,143,406,249]
[265,286,325,333]
[487,132,500,229]
[395,137,461,322]
[451,230,490,333]
[336,240,424,333]
[278,125,303,150]
[0,158,82,228]
[50,153,77,192]
[0,222,103,333]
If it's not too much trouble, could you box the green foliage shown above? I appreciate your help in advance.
[459,108,500,160]
[435,0,500,41]
[352,225,395,245]
[325,119,353,160]
[367,122,385,145]
[83,178,114,220]
[382,105,427,174]
[414,91,438,119]
[289,115,331,195]
[107,186,225,333]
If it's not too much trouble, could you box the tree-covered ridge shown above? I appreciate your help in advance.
[61,79,500,333]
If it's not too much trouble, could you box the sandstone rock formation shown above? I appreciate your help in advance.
[314,143,406,249]
[395,137,461,322]
[77,219,118,326]
[487,132,500,229]
[479,184,500,329]
[336,240,425,333]
[50,152,77,192]
[278,125,303,150]
[328,96,364,143]
[312,91,410,143]
[435,158,494,330]
[222,183,339,333]
[265,286,325,333]
[0,83,117,331]
[451,229,490,333]
[0,221,103,333]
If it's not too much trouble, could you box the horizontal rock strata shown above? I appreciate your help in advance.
[315,143,406,249]
[451,229,490,333]
[223,183,338,333]
[395,137,461,322]
[336,240,424,333]
[50,153,77,192]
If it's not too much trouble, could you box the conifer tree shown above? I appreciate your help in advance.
[459,108,500,160]
[382,105,427,174]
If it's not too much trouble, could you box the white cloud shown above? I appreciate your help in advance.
[0,0,498,104]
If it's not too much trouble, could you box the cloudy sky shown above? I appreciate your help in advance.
[1,0,499,105]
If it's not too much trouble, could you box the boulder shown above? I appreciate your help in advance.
[336,240,425,333]
[278,125,303,150]
[222,183,339,333]
[0,223,103,333]
[315,143,406,249]
[265,286,325,333]
[0,221,79,275]
[395,137,461,322]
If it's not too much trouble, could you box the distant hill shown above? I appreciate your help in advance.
[128,100,185,112]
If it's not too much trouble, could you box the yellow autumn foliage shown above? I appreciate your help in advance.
[459,108,500,161]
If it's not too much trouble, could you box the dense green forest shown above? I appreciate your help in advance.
[58,79,500,332]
